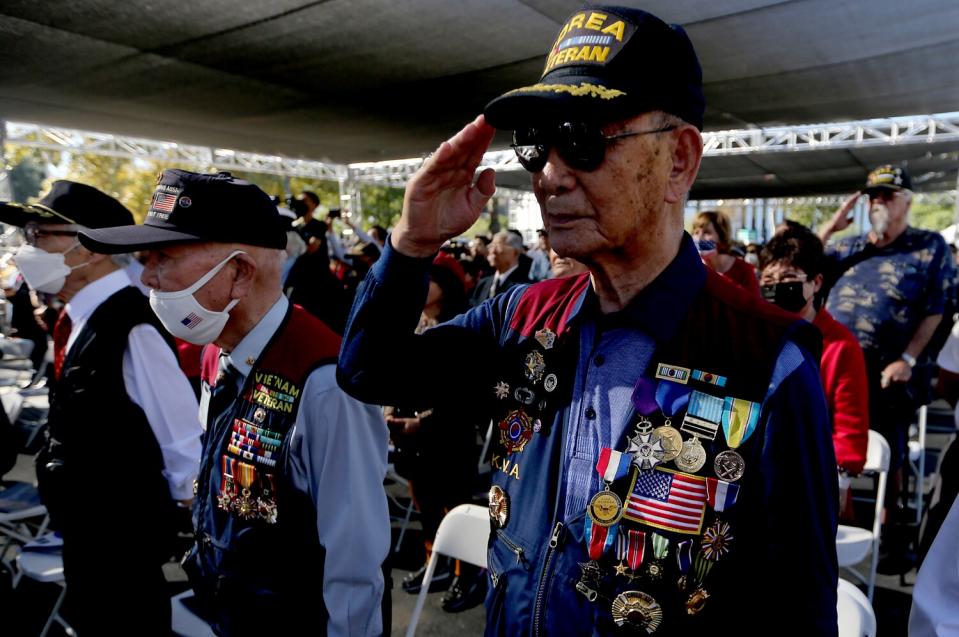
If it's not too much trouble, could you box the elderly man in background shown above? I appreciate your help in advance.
[470,229,530,305]
[81,169,389,637]
[0,181,201,635]
[820,165,957,571]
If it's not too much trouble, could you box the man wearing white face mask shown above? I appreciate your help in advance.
[0,180,202,636]
[819,165,958,572]
[80,169,390,637]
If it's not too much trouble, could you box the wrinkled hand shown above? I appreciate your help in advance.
[880,359,912,389]
[392,115,497,258]
[826,192,863,234]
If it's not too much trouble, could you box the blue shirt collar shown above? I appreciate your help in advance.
[568,233,706,343]
[224,295,288,380]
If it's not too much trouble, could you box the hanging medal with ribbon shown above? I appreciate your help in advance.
[218,455,237,511]
[614,529,646,579]
[257,472,278,524]
[646,532,670,581]
[675,539,693,591]
[627,378,665,471]
[233,461,258,520]
[700,519,735,562]
[687,553,713,616]
[585,448,630,560]
[653,380,691,464]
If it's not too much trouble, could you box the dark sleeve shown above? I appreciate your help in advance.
[760,344,839,633]
[337,236,516,408]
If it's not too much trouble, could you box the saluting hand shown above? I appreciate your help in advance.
[392,116,497,258]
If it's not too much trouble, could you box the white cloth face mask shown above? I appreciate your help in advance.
[13,243,86,294]
[149,250,246,345]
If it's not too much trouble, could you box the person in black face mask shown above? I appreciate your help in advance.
[759,226,869,476]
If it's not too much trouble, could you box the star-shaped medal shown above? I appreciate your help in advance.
[494,381,510,400]
[614,561,628,577]
[627,429,665,471]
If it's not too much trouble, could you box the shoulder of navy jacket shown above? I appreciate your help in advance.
[508,273,591,338]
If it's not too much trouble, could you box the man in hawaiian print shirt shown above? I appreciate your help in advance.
[819,164,957,571]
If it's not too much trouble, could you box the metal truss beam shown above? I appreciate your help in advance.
[3,122,347,181]
[6,112,959,187]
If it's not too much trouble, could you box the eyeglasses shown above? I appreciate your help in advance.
[511,122,677,173]
[759,271,809,286]
[22,222,80,247]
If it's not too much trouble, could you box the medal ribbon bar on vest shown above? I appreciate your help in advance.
[721,396,760,448]
[596,448,632,483]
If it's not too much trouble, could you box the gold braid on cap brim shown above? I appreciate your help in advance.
[505,82,626,100]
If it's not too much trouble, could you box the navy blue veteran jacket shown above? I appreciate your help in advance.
[339,234,838,636]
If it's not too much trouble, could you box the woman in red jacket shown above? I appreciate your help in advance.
[692,210,761,296]
[759,226,869,474]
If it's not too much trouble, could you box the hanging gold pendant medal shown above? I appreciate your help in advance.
[588,488,624,527]
[652,418,683,463]
[674,436,707,473]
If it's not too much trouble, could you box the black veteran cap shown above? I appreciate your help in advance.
[862,165,913,194]
[79,169,287,254]
[0,180,133,228]
[484,5,704,130]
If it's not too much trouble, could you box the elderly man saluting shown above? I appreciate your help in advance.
[81,170,389,637]
[339,5,838,635]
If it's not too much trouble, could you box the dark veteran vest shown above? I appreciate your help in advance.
[186,303,341,636]
[37,286,177,557]
[484,270,821,637]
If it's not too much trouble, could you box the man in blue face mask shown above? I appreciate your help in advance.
[80,169,390,637]
[0,181,202,635]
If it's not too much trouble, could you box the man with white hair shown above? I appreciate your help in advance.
[820,165,957,571]
[80,169,389,637]
[0,180,201,635]
[470,229,530,305]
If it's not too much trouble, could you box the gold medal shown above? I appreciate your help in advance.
[714,450,745,482]
[611,590,663,633]
[652,422,683,462]
[233,462,258,520]
[674,436,707,473]
[488,485,509,528]
[685,587,710,615]
[587,489,623,527]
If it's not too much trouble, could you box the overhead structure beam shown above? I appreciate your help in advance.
[5,112,959,188]
[3,121,348,182]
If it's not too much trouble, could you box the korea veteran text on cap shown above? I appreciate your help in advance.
[484,5,704,130]
[79,169,287,254]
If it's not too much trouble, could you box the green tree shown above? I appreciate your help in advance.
[911,198,954,232]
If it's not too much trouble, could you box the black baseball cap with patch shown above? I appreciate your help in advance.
[79,169,287,254]
[0,180,134,228]
[484,5,704,130]
[862,165,912,195]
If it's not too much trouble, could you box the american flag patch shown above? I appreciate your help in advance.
[624,468,707,535]
[152,192,178,213]
[181,312,202,329]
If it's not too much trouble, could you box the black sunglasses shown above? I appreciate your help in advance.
[511,122,677,173]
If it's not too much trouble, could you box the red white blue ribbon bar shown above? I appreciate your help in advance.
[585,516,617,560]
[706,478,740,512]
[596,448,632,483]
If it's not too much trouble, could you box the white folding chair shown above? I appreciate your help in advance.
[171,590,217,637]
[837,578,877,637]
[836,430,890,601]
[406,504,489,637]
[386,466,417,555]
[17,547,75,637]
[907,405,927,525]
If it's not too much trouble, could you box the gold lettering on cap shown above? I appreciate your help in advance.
[569,12,586,29]
[585,12,606,30]
[601,20,625,41]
